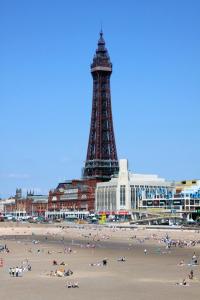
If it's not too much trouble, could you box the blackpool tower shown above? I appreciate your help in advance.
[83,31,119,180]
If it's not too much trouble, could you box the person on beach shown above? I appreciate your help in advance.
[178,260,184,266]
[53,260,58,265]
[176,279,188,286]
[67,281,72,288]
[67,281,79,288]
[144,249,147,255]
[192,252,198,265]
[4,244,10,253]
[65,269,73,276]
[18,267,23,277]
[189,270,194,280]
[73,281,79,288]
[102,258,107,266]
[182,279,187,286]
[15,267,19,277]
[117,257,126,262]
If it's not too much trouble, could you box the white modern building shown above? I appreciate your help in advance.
[95,159,174,213]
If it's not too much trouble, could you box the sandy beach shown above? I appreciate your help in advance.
[0,223,200,300]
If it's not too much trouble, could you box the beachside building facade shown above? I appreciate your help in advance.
[95,159,174,214]
[140,179,200,215]
[0,198,16,213]
[48,178,99,212]
[3,190,48,217]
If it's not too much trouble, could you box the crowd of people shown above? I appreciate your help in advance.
[8,260,31,278]
[9,266,23,277]
[49,268,73,277]
[0,244,10,253]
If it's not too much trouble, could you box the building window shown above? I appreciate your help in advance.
[131,187,135,209]
[120,185,126,206]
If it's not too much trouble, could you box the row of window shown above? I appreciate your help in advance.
[96,188,116,211]
[120,185,126,206]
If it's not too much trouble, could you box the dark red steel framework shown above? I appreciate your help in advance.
[83,31,119,180]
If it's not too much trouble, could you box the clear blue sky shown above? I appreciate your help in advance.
[1,0,200,198]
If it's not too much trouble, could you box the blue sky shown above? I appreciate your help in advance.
[1,0,200,198]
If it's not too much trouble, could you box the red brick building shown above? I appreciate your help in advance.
[4,178,100,217]
[3,199,16,214]
[48,178,99,212]
[4,193,48,216]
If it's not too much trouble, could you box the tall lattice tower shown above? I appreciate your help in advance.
[83,31,119,180]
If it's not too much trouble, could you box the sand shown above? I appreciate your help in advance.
[0,223,200,300]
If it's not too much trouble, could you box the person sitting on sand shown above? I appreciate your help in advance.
[53,260,58,265]
[176,279,188,286]
[73,281,79,288]
[117,257,126,262]
[67,281,72,288]
[182,279,187,286]
[178,260,185,266]
[60,261,65,266]
[65,269,73,276]
[102,258,107,266]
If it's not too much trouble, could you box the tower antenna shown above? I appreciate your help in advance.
[100,21,103,35]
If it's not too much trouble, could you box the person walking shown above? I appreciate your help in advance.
[15,267,19,277]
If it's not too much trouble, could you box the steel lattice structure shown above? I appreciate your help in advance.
[83,31,119,180]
